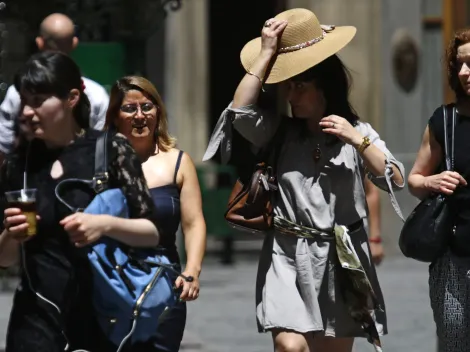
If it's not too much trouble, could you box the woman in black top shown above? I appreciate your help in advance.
[0,52,160,351]
[409,28,470,352]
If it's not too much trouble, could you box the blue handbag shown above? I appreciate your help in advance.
[55,131,192,350]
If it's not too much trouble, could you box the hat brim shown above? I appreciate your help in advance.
[240,26,357,84]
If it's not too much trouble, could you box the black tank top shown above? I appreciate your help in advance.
[429,104,470,253]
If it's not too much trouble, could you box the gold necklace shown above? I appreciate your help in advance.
[311,134,325,162]
[313,143,322,161]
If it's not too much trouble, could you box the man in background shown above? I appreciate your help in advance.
[0,13,109,161]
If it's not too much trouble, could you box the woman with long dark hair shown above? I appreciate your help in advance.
[0,51,160,351]
[204,9,404,352]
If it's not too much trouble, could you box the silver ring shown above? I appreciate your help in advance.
[332,122,336,128]
[264,21,272,28]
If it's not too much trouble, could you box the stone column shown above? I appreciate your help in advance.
[163,1,209,263]
[164,0,209,164]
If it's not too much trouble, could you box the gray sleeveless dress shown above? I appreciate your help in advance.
[203,104,405,338]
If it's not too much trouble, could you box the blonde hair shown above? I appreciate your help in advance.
[105,76,176,151]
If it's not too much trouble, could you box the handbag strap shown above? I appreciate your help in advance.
[93,130,110,193]
[54,131,111,213]
[261,117,288,169]
[443,105,456,171]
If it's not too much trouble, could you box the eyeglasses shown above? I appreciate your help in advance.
[120,102,156,114]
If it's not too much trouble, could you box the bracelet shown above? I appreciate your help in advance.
[246,71,266,92]
[357,137,371,154]
[369,237,382,244]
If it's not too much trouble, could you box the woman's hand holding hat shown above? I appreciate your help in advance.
[261,19,288,57]
[233,18,287,108]
[241,9,357,84]
[320,115,363,147]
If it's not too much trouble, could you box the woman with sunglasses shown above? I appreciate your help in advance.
[104,76,206,352]
[0,52,161,352]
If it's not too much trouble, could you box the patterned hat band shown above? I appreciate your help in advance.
[278,25,336,54]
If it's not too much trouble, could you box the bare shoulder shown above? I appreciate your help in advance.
[167,149,197,184]
[164,148,193,163]
[176,149,196,170]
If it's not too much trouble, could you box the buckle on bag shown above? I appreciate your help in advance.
[93,172,109,193]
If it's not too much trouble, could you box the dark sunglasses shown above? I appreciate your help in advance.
[120,102,156,114]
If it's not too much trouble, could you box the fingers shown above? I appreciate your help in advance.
[439,187,454,196]
[263,19,288,36]
[179,282,200,302]
[179,282,190,301]
[319,116,343,130]
[5,214,27,227]
[4,208,22,217]
[270,20,288,33]
[3,218,29,242]
[440,171,468,194]
[188,286,200,300]
[459,175,468,186]
[62,217,85,244]
[62,218,81,232]
[8,222,29,234]
[263,18,275,28]
[438,181,458,195]
[440,181,457,192]
[446,171,468,186]
[174,277,183,289]
[60,213,78,226]
[321,115,340,123]
[4,213,28,233]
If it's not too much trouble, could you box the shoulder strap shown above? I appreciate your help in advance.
[173,150,184,184]
[443,105,456,171]
[54,131,111,212]
[94,130,110,193]
[451,106,456,170]
[261,117,288,167]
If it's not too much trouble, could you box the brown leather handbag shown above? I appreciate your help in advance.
[225,163,278,234]
[224,120,286,234]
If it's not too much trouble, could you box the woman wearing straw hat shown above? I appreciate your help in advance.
[204,8,404,352]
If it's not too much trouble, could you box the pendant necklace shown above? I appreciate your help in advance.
[313,143,322,161]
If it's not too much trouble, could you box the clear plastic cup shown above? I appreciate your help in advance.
[5,189,38,236]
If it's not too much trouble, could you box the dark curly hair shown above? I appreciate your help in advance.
[446,28,470,100]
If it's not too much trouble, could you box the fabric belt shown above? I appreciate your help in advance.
[273,216,363,239]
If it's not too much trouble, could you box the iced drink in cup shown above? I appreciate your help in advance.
[5,189,37,236]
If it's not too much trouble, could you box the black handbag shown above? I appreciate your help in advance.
[399,105,456,263]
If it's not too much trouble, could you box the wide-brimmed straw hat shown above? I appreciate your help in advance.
[240,8,357,84]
